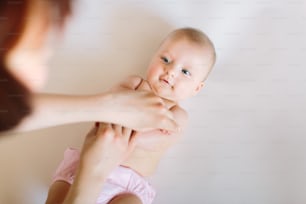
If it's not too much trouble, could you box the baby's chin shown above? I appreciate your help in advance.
[150,82,177,103]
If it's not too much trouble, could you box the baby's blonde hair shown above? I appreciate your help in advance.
[163,27,216,79]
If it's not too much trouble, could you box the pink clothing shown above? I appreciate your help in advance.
[52,148,156,204]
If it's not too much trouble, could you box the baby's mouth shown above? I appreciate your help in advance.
[160,78,173,88]
[162,79,169,84]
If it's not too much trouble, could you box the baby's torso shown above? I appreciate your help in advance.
[121,145,168,177]
[121,76,183,177]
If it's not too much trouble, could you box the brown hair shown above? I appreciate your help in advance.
[0,0,73,132]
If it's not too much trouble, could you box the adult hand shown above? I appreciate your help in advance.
[13,90,178,133]
[64,123,136,204]
[100,88,178,132]
[78,122,136,177]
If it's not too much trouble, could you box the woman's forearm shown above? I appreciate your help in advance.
[13,88,178,133]
[63,167,107,204]
[14,93,113,132]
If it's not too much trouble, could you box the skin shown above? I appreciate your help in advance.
[62,123,138,204]
[12,92,177,133]
[147,37,211,102]
[46,36,214,203]
[44,123,131,204]
[2,0,179,203]
[108,193,142,204]
[2,0,178,133]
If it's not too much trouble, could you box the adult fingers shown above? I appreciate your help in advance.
[85,123,99,139]
[127,130,138,151]
[112,124,132,143]
[112,123,123,136]
[96,123,113,139]
[122,127,132,140]
[157,115,179,133]
[122,127,133,143]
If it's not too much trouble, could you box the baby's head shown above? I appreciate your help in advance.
[146,27,216,103]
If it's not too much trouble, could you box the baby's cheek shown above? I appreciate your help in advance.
[173,85,188,100]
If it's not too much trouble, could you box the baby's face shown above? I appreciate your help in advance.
[146,38,211,102]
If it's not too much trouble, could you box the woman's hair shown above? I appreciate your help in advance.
[0,0,73,131]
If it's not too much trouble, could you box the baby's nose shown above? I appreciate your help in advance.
[166,65,177,77]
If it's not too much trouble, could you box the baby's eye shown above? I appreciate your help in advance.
[161,56,170,64]
[181,69,191,76]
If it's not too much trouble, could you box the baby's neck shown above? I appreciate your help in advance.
[143,78,177,109]
[160,97,177,109]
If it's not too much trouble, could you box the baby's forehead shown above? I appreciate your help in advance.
[160,38,214,62]
[157,28,216,80]
[161,36,212,53]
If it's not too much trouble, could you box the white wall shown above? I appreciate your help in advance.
[1,0,306,203]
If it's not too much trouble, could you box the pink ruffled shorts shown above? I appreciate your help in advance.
[52,148,156,204]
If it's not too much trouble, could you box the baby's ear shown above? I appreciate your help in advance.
[193,82,204,95]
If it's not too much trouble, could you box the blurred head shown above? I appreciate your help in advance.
[146,27,216,102]
[0,0,72,131]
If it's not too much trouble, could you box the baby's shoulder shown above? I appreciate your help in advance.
[125,75,143,82]
[120,75,144,90]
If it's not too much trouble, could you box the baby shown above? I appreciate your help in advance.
[46,27,216,204]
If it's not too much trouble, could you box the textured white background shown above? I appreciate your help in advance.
[1,0,306,203]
